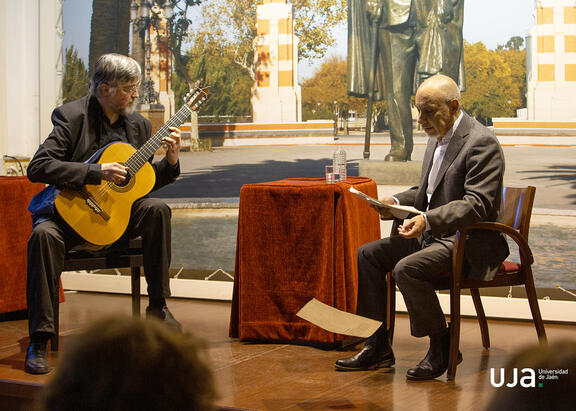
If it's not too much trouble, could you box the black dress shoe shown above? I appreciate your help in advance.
[25,342,50,375]
[406,328,462,381]
[335,330,395,371]
[146,305,182,331]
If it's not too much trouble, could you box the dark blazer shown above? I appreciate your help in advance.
[395,112,509,281]
[27,95,179,191]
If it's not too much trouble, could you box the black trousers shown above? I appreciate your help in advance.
[26,197,172,338]
[356,233,453,338]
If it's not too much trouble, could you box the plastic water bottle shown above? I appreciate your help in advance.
[332,145,347,182]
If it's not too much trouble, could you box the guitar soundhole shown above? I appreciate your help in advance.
[112,172,135,192]
[117,172,132,187]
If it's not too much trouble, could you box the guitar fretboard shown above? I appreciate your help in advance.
[124,88,208,174]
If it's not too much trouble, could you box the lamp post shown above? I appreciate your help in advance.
[130,0,176,106]
[333,100,339,137]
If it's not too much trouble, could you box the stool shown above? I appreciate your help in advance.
[52,237,144,351]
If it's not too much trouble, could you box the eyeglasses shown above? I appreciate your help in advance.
[120,83,140,94]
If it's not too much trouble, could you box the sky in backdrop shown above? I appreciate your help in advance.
[63,0,536,80]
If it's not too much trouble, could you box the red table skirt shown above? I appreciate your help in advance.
[0,177,64,314]
[229,177,381,343]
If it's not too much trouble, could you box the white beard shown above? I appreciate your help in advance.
[120,100,137,116]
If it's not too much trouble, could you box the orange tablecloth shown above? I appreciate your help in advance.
[0,177,45,314]
[229,177,381,344]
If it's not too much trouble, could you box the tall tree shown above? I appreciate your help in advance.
[191,0,347,78]
[461,40,526,124]
[503,36,525,51]
[89,0,131,73]
[62,46,90,104]
[301,55,377,121]
[173,34,253,118]
[132,0,202,85]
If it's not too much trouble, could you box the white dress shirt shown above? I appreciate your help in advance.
[422,111,464,230]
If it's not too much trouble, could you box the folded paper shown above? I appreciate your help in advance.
[296,298,382,338]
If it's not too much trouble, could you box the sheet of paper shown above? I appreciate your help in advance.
[296,298,382,338]
[348,187,421,219]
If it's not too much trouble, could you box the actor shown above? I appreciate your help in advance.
[335,74,509,380]
[25,53,182,374]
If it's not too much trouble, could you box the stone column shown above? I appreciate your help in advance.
[251,0,302,123]
[137,104,166,155]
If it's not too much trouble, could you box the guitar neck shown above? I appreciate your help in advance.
[124,104,191,173]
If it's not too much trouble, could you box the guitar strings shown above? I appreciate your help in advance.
[87,89,209,205]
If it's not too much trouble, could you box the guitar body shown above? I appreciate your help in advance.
[54,142,156,246]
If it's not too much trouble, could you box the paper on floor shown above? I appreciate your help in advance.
[296,298,382,338]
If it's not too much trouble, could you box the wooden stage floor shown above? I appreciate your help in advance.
[0,292,574,410]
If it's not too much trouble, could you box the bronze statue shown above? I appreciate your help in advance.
[348,0,464,161]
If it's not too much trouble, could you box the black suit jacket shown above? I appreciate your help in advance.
[395,112,509,281]
[27,95,179,191]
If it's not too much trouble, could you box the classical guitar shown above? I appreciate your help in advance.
[54,86,210,246]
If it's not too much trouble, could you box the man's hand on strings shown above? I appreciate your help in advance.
[101,163,128,185]
[163,127,182,166]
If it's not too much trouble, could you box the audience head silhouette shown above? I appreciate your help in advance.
[39,316,216,411]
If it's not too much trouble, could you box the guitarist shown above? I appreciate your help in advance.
[25,54,182,374]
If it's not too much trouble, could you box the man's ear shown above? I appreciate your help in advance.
[450,98,460,113]
[99,83,110,97]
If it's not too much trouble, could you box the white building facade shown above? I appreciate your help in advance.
[0,0,63,173]
[526,0,576,121]
[251,0,302,123]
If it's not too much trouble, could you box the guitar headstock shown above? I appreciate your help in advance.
[183,86,210,112]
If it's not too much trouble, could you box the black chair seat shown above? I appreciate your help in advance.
[51,237,144,351]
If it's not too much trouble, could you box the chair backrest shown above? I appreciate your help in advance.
[499,186,536,239]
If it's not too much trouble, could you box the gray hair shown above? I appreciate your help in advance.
[90,53,141,97]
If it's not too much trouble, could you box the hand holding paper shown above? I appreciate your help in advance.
[348,187,422,219]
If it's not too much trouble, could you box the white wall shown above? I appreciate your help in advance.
[0,0,63,165]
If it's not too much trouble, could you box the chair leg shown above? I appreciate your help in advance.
[51,281,59,351]
[131,267,141,318]
[387,272,396,344]
[524,268,547,344]
[470,288,490,349]
[447,287,462,380]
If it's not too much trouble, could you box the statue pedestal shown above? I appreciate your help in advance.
[359,160,422,185]
[137,104,166,135]
[137,104,166,155]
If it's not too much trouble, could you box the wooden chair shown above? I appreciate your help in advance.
[51,237,144,350]
[388,185,546,380]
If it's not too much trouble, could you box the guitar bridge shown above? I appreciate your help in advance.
[81,189,110,221]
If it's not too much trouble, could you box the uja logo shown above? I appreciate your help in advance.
[490,368,536,388]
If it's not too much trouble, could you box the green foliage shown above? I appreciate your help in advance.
[502,36,524,51]
[292,0,348,60]
[62,46,90,103]
[190,0,347,75]
[301,55,381,121]
[149,0,203,84]
[173,36,253,119]
[176,0,347,118]
[461,39,526,124]
[302,36,527,126]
